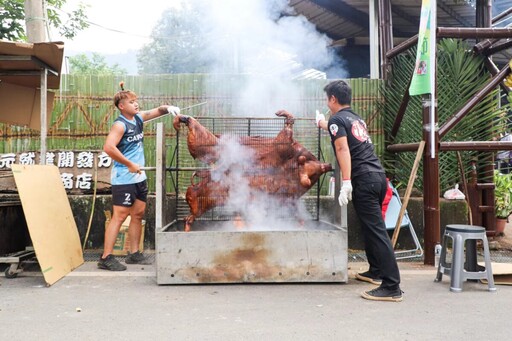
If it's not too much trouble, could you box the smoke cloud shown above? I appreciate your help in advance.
[212,135,311,231]
[191,0,347,116]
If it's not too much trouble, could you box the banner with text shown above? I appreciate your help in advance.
[0,151,112,193]
[409,0,434,96]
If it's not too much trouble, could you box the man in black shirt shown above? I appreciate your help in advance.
[316,80,402,302]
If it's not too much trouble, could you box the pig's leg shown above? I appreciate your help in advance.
[185,215,195,232]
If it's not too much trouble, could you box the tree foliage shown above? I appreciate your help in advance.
[0,0,26,40]
[137,4,212,74]
[0,0,88,41]
[68,53,127,75]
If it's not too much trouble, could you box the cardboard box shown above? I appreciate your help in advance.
[0,82,55,130]
[104,211,145,256]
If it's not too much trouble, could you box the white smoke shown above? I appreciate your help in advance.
[190,0,347,116]
[212,135,312,230]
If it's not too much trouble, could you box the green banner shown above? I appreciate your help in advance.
[409,0,432,96]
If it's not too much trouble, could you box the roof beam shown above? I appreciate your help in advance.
[0,55,59,76]
[308,0,369,32]
[390,4,417,26]
[438,0,474,27]
[389,4,417,37]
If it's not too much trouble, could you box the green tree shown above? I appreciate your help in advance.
[0,0,88,41]
[137,5,212,74]
[68,53,127,75]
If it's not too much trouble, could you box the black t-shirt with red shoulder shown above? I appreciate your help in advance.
[327,107,384,179]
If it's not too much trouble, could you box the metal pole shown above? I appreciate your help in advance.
[369,0,380,79]
[40,68,47,165]
[143,102,207,124]
[155,122,166,231]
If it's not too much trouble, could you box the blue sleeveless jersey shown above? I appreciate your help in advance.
[111,113,147,185]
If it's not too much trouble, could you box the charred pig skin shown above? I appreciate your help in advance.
[174,112,332,231]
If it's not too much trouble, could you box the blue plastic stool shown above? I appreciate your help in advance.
[435,224,496,293]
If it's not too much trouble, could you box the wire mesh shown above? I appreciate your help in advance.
[171,116,327,223]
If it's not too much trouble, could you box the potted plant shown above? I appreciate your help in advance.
[494,170,512,234]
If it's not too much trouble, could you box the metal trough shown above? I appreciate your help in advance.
[156,220,347,284]
[151,121,347,285]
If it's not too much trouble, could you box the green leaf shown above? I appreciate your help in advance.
[381,39,509,192]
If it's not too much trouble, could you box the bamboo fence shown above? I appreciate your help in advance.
[0,75,383,193]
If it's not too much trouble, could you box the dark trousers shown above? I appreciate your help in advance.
[352,172,401,289]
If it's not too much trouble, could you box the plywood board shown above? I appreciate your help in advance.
[11,164,84,285]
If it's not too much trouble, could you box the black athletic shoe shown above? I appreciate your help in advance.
[355,271,382,285]
[361,286,403,302]
[125,251,153,265]
[98,254,127,271]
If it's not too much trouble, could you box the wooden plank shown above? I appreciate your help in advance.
[391,140,425,248]
[11,164,83,286]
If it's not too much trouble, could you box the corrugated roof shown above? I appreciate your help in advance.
[290,0,512,41]
[289,0,512,64]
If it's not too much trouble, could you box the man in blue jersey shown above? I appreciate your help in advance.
[316,80,402,302]
[98,83,180,271]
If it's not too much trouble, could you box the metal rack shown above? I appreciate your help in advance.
[167,116,326,224]
[1,247,36,278]
[152,120,347,285]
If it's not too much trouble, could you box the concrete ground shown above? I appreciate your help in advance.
[2,222,512,341]
[1,258,510,341]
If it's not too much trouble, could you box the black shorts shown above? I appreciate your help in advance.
[112,180,148,207]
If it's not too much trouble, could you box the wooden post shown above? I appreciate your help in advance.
[378,0,393,81]
[422,96,440,266]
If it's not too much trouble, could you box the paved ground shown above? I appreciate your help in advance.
[2,222,512,341]
[1,259,510,341]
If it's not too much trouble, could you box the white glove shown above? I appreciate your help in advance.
[167,106,181,116]
[338,180,353,207]
[315,110,325,128]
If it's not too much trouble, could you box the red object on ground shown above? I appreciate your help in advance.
[382,179,393,219]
